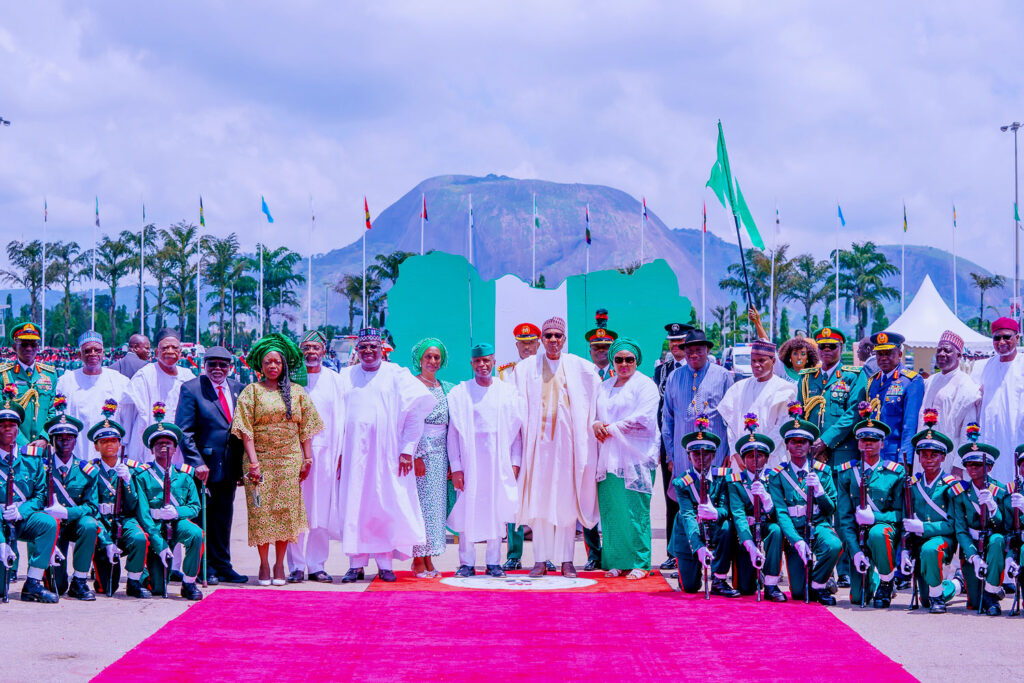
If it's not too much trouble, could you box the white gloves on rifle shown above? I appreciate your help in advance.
[977,489,997,515]
[696,546,714,568]
[113,462,132,483]
[1,504,22,522]
[805,472,824,497]
[0,542,15,568]
[51,546,65,566]
[697,502,718,522]
[106,544,120,564]
[969,554,988,576]
[1004,557,1020,580]
[150,504,178,521]
[44,502,68,520]
[899,550,914,576]
[794,540,813,565]
[902,517,924,535]
[1011,492,1024,513]
[159,548,173,567]
[853,552,871,574]
[98,503,114,516]
[749,481,773,512]
[742,540,765,569]
[854,506,875,526]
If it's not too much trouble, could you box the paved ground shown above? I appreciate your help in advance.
[3,468,1020,681]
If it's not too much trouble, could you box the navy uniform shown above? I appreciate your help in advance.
[863,331,923,463]
[669,426,740,597]
[727,429,785,601]
[953,434,1007,616]
[769,417,843,604]
[41,403,100,600]
[837,416,906,608]
[0,397,60,603]
[1,322,59,447]
[581,310,618,570]
[136,414,204,600]
[503,322,541,572]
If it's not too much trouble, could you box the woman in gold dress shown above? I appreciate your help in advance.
[232,334,324,586]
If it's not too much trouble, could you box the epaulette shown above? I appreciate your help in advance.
[911,472,922,483]
[812,461,826,471]
[728,472,742,482]
[80,461,97,474]
[949,481,966,496]
[124,459,140,468]
[841,365,861,373]
[498,362,516,371]
[715,467,730,477]
[681,474,694,486]
[883,461,902,473]
[136,463,151,471]
[838,461,854,472]
[0,361,14,373]
[902,369,918,379]
[941,475,958,486]
[177,463,195,476]
[19,445,47,457]
[36,362,55,373]
[799,368,817,376]
[1007,481,1019,494]
[771,464,786,474]
[987,483,1002,495]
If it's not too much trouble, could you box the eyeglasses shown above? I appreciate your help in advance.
[356,343,380,352]
[993,333,1016,342]
[613,356,636,365]
[543,332,564,340]
[206,361,231,369]
[817,343,839,351]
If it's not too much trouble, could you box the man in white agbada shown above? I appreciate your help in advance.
[717,339,795,469]
[330,327,435,583]
[55,331,129,461]
[447,343,524,578]
[919,330,980,477]
[511,316,600,578]
[973,317,1024,483]
[119,329,195,463]
[286,330,345,583]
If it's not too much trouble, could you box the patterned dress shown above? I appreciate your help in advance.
[412,381,452,557]
[232,382,324,546]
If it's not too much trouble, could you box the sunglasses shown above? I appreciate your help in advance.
[613,356,636,365]
[993,333,1016,342]
[817,343,839,351]
[543,332,564,340]
[205,361,231,370]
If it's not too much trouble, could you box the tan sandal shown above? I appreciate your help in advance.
[626,569,647,580]
[605,569,623,578]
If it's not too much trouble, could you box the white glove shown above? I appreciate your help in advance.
[794,540,813,565]
[159,548,173,567]
[805,472,824,496]
[696,546,714,568]
[969,554,988,576]
[114,462,131,483]
[106,544,120,564]
[1,504,22,522]
[743,540,765,569]
[1011,492,1024,513]
[853,552,871,573]
[902,517,924,535]
[44,502,68,520]
[151,505,178,521]
[977,489,997,514]
[899,550,914,575]
[50,546,65,566]
[0,542,15,568]
[98,503,114,516]
[697,502,718,522]
[855,506,875,526]
[1004,557,1020,580]
[750,481,774,510]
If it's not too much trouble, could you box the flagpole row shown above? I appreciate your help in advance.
[308,197,314,331]
[41,201,46,347]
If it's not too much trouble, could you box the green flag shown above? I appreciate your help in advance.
[706,121,763,249]
[1016,202,1020,222]
[735,182,764,250]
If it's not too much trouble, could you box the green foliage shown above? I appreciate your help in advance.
[969,271,1007,332]
[778,308,790,342]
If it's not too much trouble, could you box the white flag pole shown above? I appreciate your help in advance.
[532,193,537,286]
[770,203,778,341]
[468,194,474,344]
[140,205,146,337]
[420,192,425,256]
[91,199,97,331]
[361,229,366,328]
[835,202,841,326]
[258,242,264,335]
[952,204,958,318]
[195,203,201,346]
[41,201,46,347]
[901,203,906,314]
[308,197,314,330]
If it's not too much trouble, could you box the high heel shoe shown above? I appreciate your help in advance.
[271,578,286,586]
[258,578,271,586]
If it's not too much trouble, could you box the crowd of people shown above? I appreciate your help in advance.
[0,311,1022,619]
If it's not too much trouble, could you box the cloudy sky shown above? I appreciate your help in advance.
[1,1,1022,274]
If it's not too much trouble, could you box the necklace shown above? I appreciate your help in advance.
[418,375,439,388]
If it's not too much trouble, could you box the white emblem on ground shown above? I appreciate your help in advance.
[440,575,597,590]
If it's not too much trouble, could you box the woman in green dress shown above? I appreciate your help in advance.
[232,334,324,586]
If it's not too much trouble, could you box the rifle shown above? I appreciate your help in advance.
[803,470,816,604]
[698,463,711,600]
[752,465,764,603]
[44,444,58,593]
[1,454,14,604]
[161,462,172,599]
[201,482,208,588]
[899,449,919,610]
[108,447,125,598]
[976,482,990,616]
[857,454,869,608]
[1011,469,1022,617]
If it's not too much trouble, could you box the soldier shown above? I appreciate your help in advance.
[953,424,1007,616]
[135,405,204,601]
[0,390,60,603]
[1,322,59,447]
[654,322,692,572]
[864,331,924,463]
[770,406,843,605]
[836,407,906,608]
[669,417,740,597]
[727,416,786,601]
[1003,447,1023,604]
[900,410,964,614]
[41,395,100,600]
[88,401,169,599]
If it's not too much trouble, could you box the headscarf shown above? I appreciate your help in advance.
[301,329,328,346]
[411,337,447,370]
[608,337,642,367]
[247,333,307,386]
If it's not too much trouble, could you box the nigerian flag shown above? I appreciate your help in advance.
[706,121,764,250]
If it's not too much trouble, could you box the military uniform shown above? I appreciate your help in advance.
[1003,449,1024,598]
[136,462,204,597]
[92,458,155,596]
[47,458,100,597]
[2,322,58,446]
[0,445,60,602]
[863,332,923,463]
[797,329,866,468]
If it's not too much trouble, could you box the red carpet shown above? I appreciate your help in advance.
[363,569,673,592]
[95,590,915,682]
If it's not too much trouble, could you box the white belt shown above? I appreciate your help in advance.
[787,505,807,517]
[421,423,447,437]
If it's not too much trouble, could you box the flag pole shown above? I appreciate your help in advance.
[91,197,97,331]
[258,242,264,335]
[835,202,841,326]
[196,199,202,346]
[420,192,425,256]
[701,202,706,331]
[640,197,646,265]
[140,204,146,337]
[308,197,314,330]
[362,230,366,328]
[901,203,906,314]
[532,193,537,286]
[770,203,778,341]
[952,204,958,317]
[468,194,474,345]
[584,203,590,316]
[41,200,46,347]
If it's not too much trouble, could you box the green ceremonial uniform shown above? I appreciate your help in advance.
[797,365,866,468]
[0,361,58,446]
[92,459,154,593]
[0,449,59,571]
[769,459,843,599]
[727,470,783,594]
[905,472,960,604]
[952,477,1007,609]
[670,468,733,592]
[1004,479,1023,573]
[50,458,101,585]
[134,462,204,594]
[836,458,905,604]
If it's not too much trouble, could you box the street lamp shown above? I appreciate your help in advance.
[1002,122,1022,324]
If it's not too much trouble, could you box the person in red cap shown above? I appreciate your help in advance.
[976,317,1024,483]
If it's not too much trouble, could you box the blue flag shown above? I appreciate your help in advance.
[261,196,274,223]
[837,204,846,227]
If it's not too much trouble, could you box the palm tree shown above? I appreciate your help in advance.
[124,224,158,334]
[258,246,305,334]
[146,245,173,333]
[228,266,258,344]
[90,232,137,344]
[336,274,382,331]
[835,242,899,340]
[45,240,89,340]
[161,222,198,337]
[203,233,241,343]
[719,248,772,320]
[367,250,415,286]
[786,254,831,332]
[0,240,48,320]
[970,272,1007,332]
[710,305,728,349]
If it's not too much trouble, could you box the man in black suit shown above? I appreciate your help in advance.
[110,334,151,379]
[176,345,248,584]
[653,322,692,573]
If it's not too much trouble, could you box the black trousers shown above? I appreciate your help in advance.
[660,445,679,559]
[204,479,238,575]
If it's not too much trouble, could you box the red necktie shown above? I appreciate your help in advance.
[217,385,231,421]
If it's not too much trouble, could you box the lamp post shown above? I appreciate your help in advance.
[1002,122,1021,325]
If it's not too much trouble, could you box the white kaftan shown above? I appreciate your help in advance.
[119,363,195,462]
[55,368,129,461]
[301,367,346,529]
[976,354,1024,483]
[919,369,981,473]
[594,372,661,494]
[718,373,796,468]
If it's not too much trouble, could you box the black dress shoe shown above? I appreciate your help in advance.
[340,568,365,584]
[308,571,334,583]
[872,580,894,608]
[809,588,837,606]
[659,557,677,571]
[710,579,741,598]
[20,578,59,603]
[953,569,966,594]
[203,573,220,586]
[982,592,1003,616]
[67,576,96,601]
[502,559,522,571]
[218,568,249,584]
[895,578,911,591]
[287,570,305,584]
[126,578,153,599]
[583,559,598,571]
[929,596,947,614]
[378,569,397,582]
[825,578,839,595]
[168,570,184,583]
[837,574,851,588]
[764,585,787,602]
[454,565,475,578]
[1003,582,1017,595]
[180,582,204,601]
[485,565,506,578]
[561,562,578,578]
[545,561,556,572]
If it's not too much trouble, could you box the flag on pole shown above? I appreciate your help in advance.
[95,197,100,227]
[364,197,372,230]
[261,196,274,223]
[903,203,908,232]
[585,205,591,245]
[838,204,846,227]
[1016,203,1020,222]
[952,204,957,228]
[702,201,707,233]
[199,197,205,227]
[533,196,539,230]
[422,195,428,222]
[44,199,47,222]
[142,204,145,222]
[643,197,648,221]
[705,121,764,249]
